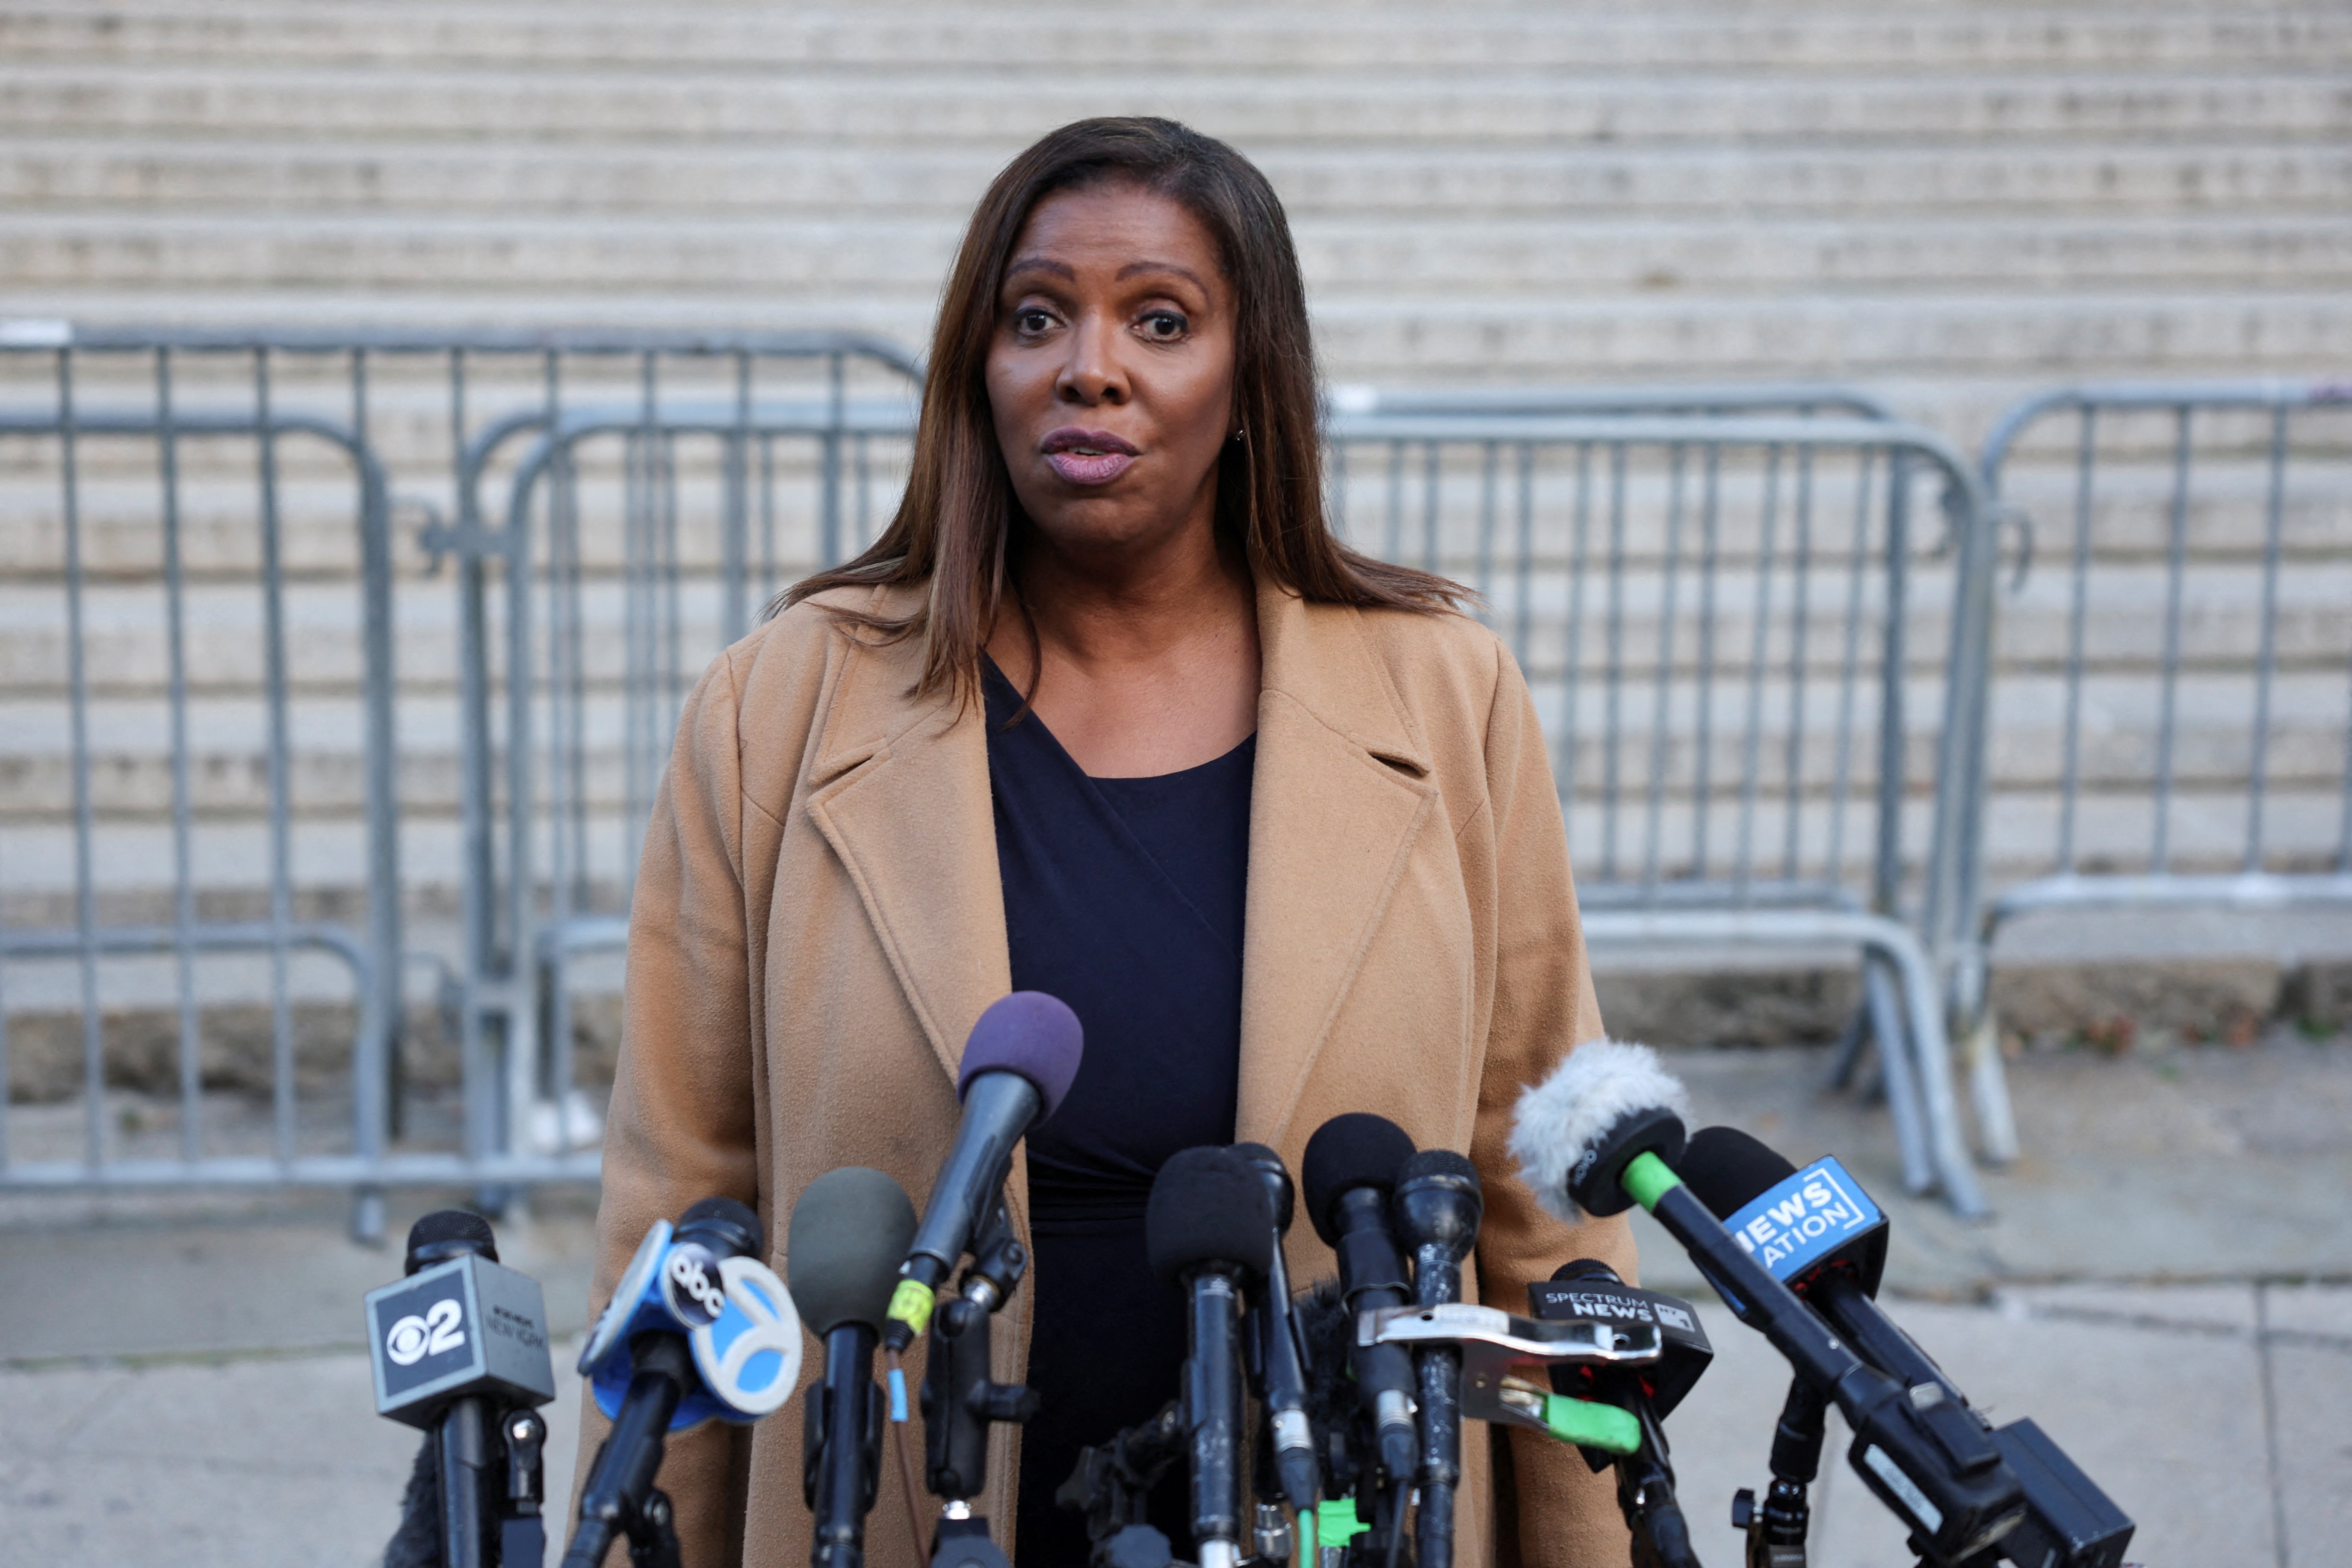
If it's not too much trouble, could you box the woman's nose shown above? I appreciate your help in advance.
[1055,313,1129,406]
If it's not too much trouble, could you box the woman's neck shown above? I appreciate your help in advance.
[990,526,1261,779]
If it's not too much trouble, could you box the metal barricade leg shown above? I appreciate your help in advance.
[1860,952,1935,1198]
[1962,1014,2020,1167]
[1586,910,1989,1218]
[1866,925,1987,1218]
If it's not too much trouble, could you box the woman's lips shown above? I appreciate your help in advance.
[1046,449,1135,485]
[1040,427,1138,487]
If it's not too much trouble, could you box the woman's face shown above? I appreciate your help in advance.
[986,180,1238,568]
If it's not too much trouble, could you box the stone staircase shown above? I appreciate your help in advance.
[3,1,2348,431]
[3,1,2350,1073]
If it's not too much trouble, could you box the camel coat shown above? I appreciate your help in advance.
[574,574,1641,1568]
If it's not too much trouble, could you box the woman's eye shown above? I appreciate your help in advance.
[1140,311,1188,340]
[1013,308,1055,335]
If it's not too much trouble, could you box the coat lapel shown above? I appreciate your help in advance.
[1237,580,1440,1146]
[799,580,1441,1143]
[802,613,1011,1091]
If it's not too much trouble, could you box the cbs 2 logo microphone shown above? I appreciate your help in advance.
[579,1218,804,1429]
[366,1251,555,1427]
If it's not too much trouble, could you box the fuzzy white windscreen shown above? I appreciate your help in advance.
[1507,1038,1691,1225]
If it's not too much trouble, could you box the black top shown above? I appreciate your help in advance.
[984,660,1253,1567]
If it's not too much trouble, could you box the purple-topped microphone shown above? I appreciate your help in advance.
[883,992,1084,1351]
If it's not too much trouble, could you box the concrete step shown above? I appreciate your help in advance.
[10,213,2352,295]
[10,289,2351,387]
[12,137,2352,221]
[7,4,2348,74]
[6,67,2347,147]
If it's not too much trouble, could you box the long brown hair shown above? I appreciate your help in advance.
[779,115,1465,697]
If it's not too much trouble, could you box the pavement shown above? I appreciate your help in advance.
[3,1034,2349,1568]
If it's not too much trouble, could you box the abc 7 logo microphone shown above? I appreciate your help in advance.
[660,1240,799,1415]
[581,1220,802,1426]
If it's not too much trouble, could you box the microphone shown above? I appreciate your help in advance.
[883,992,1084,1353]
[1300,1114,1420,1537]
[1390,1149,1481,1568]
[1506,1040,2028,1565]
[1146,1146,1276,1568]
[1682,1128,2135,1568]
[1229,1142,1321,1520]
[789,1167,921,1568]
[566,1197,802,1568]
[368,1209,556,1568]
[1527,1260,1713,1436]
[1536,1261,1705,1568]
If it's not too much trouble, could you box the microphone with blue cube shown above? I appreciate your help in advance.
[1507,1039,2033,1565]
[562,1196,804,1568]
[1683,1127,2134,1568]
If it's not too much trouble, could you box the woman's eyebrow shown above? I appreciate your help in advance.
[1004,255,1076,283]
[1115,260,1209,292]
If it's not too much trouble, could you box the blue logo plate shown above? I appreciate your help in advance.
[1722,1157,1883,1281]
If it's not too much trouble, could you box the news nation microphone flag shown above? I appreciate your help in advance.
[1716,1155,1888,1294]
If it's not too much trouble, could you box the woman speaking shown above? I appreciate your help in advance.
[579,117,1639,1567]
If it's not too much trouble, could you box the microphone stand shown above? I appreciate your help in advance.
[565,1337,693,1568]
[1056,1400,1191,1568]
[1613,1400,1699,1568]
[920,1204,1040,1568]
[499,1407,551,1567]
[1732,1379,1825,1568]
[393,1400,549,1568]
[437,1395,493,1568]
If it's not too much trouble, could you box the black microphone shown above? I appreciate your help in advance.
[883,992,1084,1353]
[1507,1040,2028,1565]
[368,1209,556,1568]
[1147,1146,1276,1568]
[790,1168,921,1568]
[1539,1261,1703,1568]
[565,1197,782,1568]
[1682,1128,2135,1568]
[1300,1114,1420,1524]
[1390,1149,1482,1568]
[1229,1142,1320,1519]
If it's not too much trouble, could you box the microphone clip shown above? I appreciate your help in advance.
[919,1202,1039,1562]
[1361,1304,1663,1450]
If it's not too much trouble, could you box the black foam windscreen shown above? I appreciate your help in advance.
[677,1195,765,1259]
[788,1167,919,1337]
[1229,1141,1295,1233]
[404,1208,497,1276]
[1145,1146,1275,1285]
[1550,1257,1621,1286]
[1301,1113,1417,1246]
[1678,1126,1802,1221]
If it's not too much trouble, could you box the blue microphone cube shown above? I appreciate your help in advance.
[1720,1155,1889,1295]
[366,1253,557,1428]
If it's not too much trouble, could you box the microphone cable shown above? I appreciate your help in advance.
[885,1346,929,1550]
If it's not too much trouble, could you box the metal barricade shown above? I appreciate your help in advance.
[1324,412,2001,1213]
[1957,380,2352,1040]
[0,325,921,1235]
[1328,382,1900,421]
[0,326,1997,1220]
[0,326,402,1232]
[451,348,919,1178]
